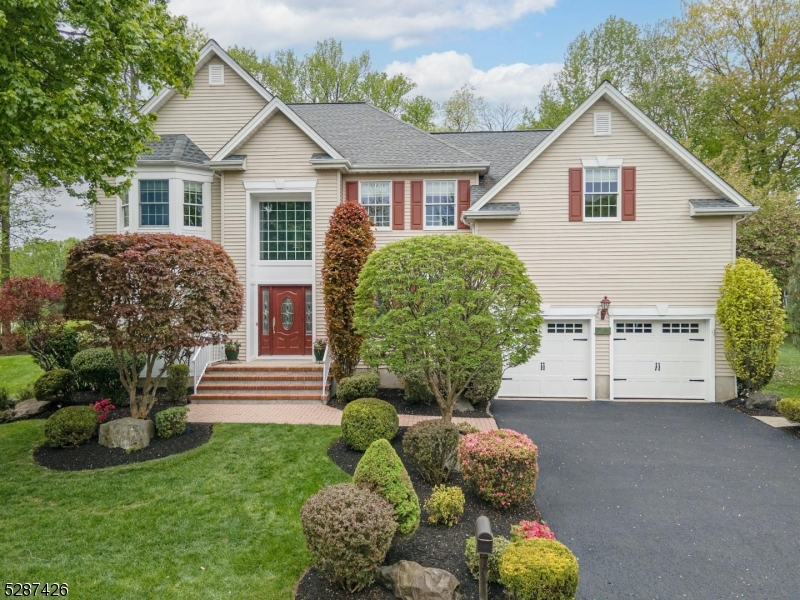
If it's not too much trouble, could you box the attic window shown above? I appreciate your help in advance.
[594,112,611,136]
[209,64,224,86]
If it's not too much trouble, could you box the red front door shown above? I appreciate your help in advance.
[258,286,311,355]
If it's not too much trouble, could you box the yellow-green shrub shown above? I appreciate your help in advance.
[341,398,398,451]
[424,484,465,526]
[464,535,511,583]
[777,397,800,422]
[499,538,579,600]
[717,258,785,394]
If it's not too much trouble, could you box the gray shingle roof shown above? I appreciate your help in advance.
[287,103,486,167]
[433,130,551,203]
[477,201,521,213]
[689,199,738,208]
[140,134,209,164]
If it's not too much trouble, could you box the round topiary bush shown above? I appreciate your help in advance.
[465,535,511,583]
[499,538,579,600]
[336,370,380,403]
[341,397,398,451]
[71,348,144,403]
[34,368,76,403]
[777,397,800,422]
[402,418,460,484]
[353,439,420,537]
[155,406,189,438]
[300,483,396,592]
[459,428,538,509]
[462,353,503,405]
[44,406,98,447]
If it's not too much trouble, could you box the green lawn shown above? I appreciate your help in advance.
[765,342,800,398]
[0,354,43,396]
[0,422,348,599]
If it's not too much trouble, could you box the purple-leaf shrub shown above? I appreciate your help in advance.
[458,429,538,509]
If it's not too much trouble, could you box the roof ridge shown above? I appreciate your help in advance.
[433,129,554,134]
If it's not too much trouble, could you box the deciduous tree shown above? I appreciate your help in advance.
[62,234,244,419]
[354,235,543,422]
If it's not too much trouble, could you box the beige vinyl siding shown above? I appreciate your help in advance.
[154,58,267,157]
[223,112,338,355]
[343,173,478,247]
[93,189,118,235]
[476,98,735,384]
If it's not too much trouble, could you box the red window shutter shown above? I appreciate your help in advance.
[410,180,423,230]
[457,180,471,230]
[392,181,405,230]
[569,168,583,221]
[621,166,636,221]
[346,181,358,203]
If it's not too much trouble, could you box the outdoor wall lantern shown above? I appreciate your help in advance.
[599,296,611,320]
[476,516,494,600]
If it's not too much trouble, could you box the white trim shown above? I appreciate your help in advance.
[348,163,488,174]
[583,166,621,222]
[243,179,317,193]
[581,156,623,168]
[468,81,755,213]
[462,209,520,220]
[140,40,272,115]
[689,202,758,217]
[423,179,458,231]
[607,305,716,317]
[359,180,392,231]
[211,98,344,163]
[208,63,224,86]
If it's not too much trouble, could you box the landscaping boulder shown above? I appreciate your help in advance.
[376,560,462,600]
[0,399,51,422]
[98,418,155,450]
[745,391,780,410]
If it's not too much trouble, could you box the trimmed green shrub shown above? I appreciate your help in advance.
[777,397,800,422]
[465,535,511,583]
[457,422,480,435]
[459,429,539,509]
[424,484,465,526]
[462,352,503,405]
[155,406,189,438]
[166,364,190,404]
[341,397,398,451]
[15,384,35,401]
[402,418,460,484]
[499,538,579,600]
[0,387,10,410]
[34,368,76,403]
[336,370,380,403]
[301,483,396,592]
[71,348,144,402]
[354,439,420,537]
[404,375,436,405]
[44,406,97,447]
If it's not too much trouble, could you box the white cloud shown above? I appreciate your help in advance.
[170,0,557,52]
[45,190,92,241]
[385,51,561,108]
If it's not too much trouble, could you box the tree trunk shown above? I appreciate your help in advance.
[440,395,455,423]
[0,170,10,284]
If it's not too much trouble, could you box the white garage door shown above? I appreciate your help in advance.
[499,321,591,398]
[613,321,708,400]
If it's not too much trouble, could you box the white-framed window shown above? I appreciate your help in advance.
[594,112,611,136]
[121,191,130,229]
[183,181,203,227]
[359,181,391,229]
[139,179,170,227]
[259,201,312,261]
[209,63,224,86]
[424,180,456,229]
[584,168,619,220]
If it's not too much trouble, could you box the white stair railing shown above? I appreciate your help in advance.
[191,343,225,392]
[321,344,332,400]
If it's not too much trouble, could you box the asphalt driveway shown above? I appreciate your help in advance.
[492,401,800,600]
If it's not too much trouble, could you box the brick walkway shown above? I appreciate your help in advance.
[187,402,497,430]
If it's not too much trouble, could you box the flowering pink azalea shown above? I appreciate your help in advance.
[511,520,556,542]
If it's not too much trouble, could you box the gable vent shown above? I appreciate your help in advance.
[594,112,611,136]
[209,63,225,86]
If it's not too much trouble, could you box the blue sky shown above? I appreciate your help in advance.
[48,0,683,241]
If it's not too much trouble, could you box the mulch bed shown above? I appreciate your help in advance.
[295,427,543,600]
[328,387,491,418]
[33,395,213,471]
[723,398,800,441]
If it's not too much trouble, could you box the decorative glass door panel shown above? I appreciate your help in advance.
[258,285,311,355]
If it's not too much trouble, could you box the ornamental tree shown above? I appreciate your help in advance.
[717,258,785,396]
[62,234,244,419]
[354,235,543,422]
[322,202,375,379]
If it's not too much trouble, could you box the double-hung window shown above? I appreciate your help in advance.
[425,180,456,229]
[359,182,391,228]
[584,168,619,220]
[139,179,170,227]
[121,192,130,229]
[259,201,312,261]
[183,181,203,227]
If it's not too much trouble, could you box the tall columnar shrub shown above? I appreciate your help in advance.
[300,483,396,592]
[718,258,785,395]
[322,202,375,380]
[63,234,244,419]
[355,235,542,422]
[353,439,420,537]
[166,364,190,404]
[459,429,539,509]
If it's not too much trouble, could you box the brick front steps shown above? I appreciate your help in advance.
[190,361,329,404]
